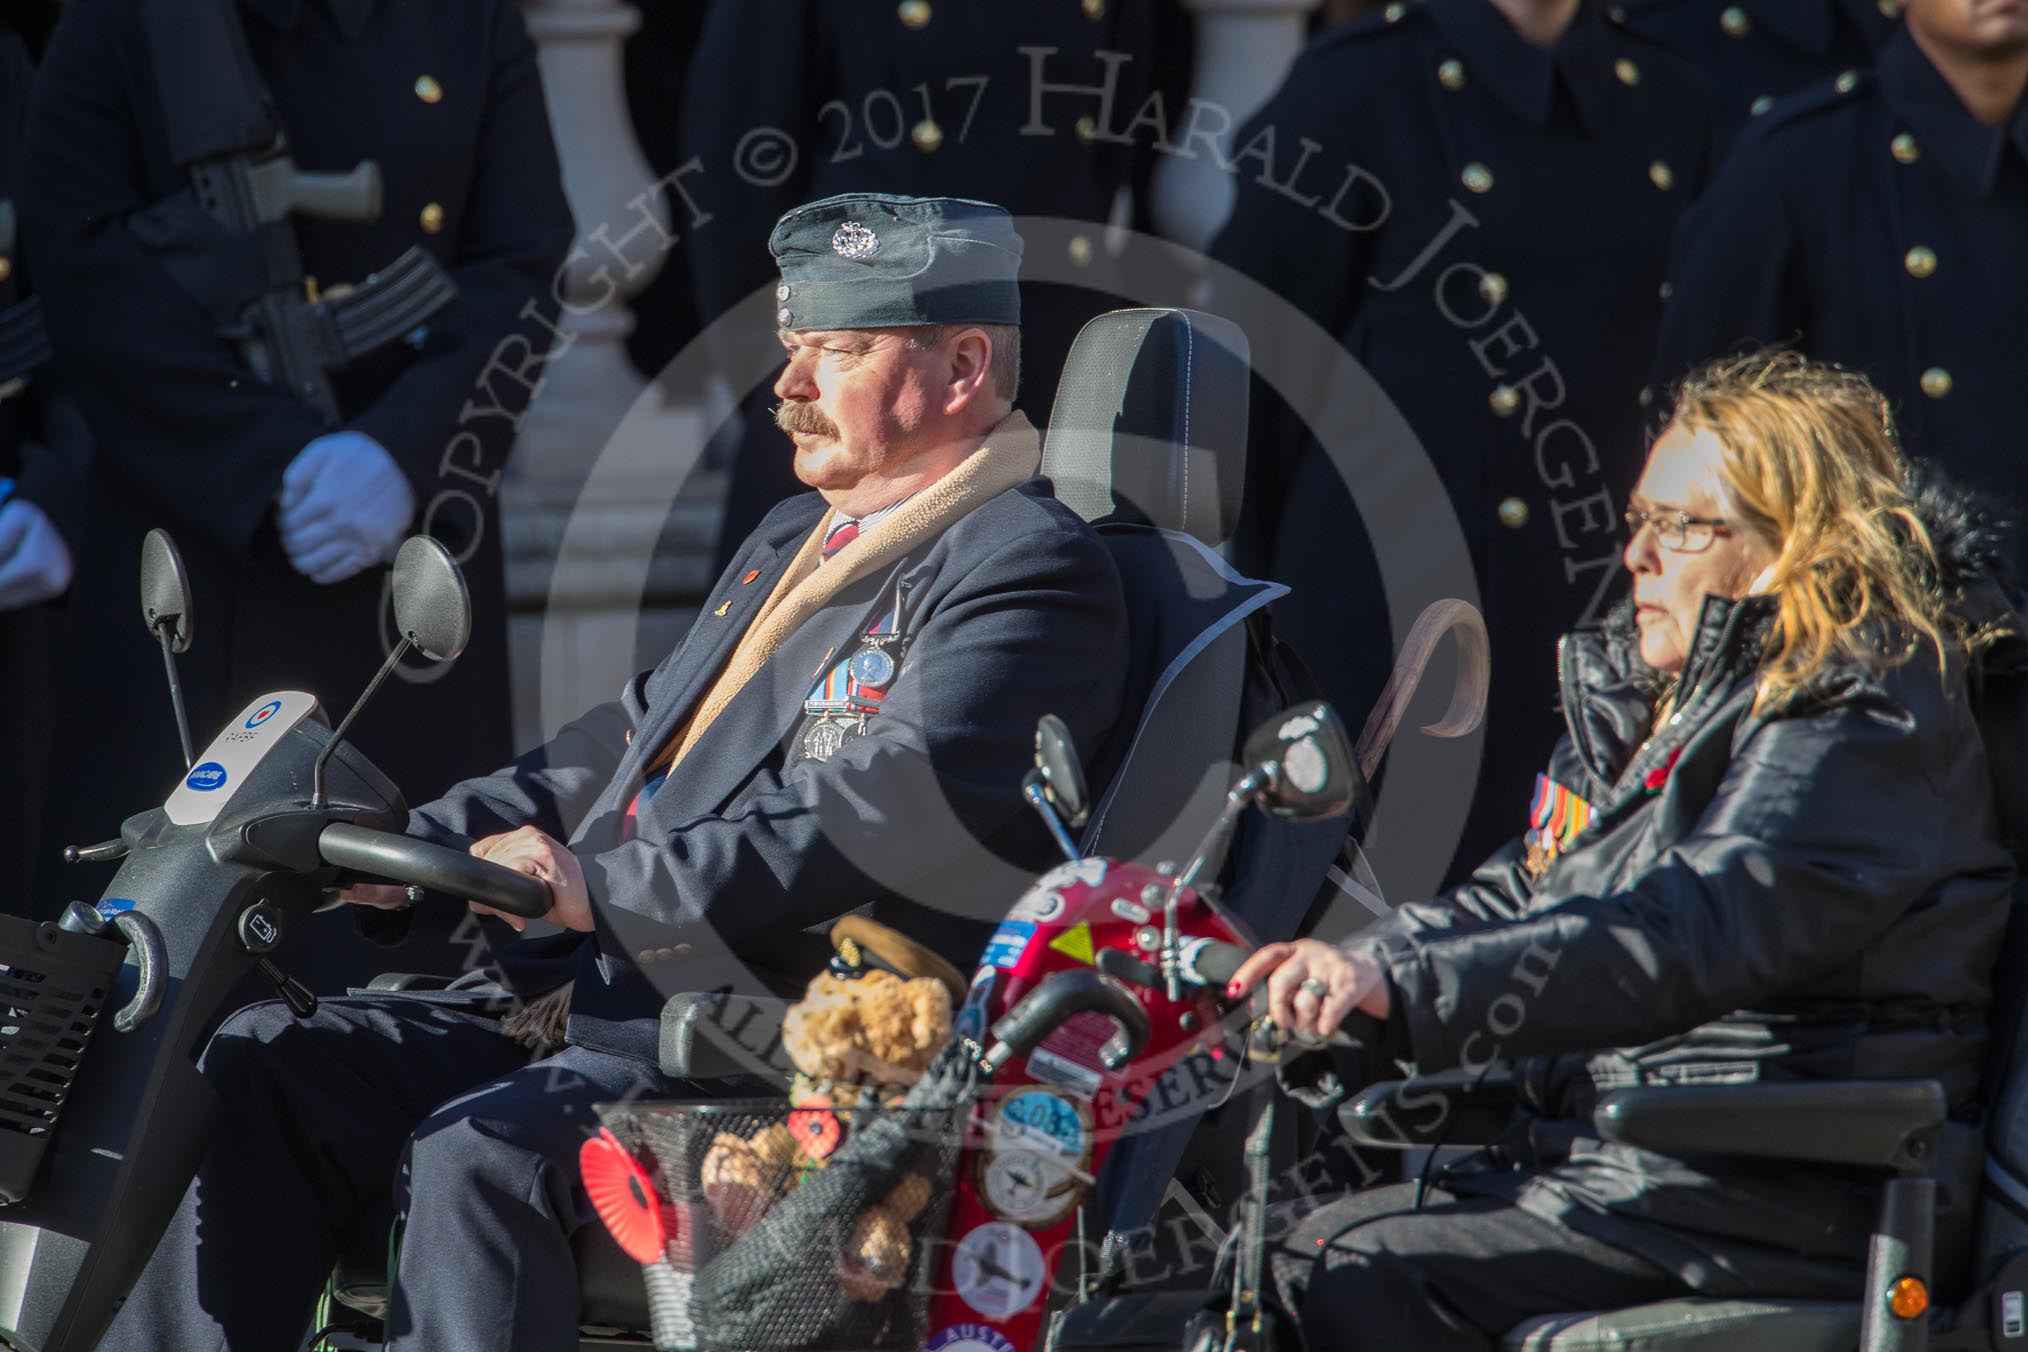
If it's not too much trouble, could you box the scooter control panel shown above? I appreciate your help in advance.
[163,691,321,827]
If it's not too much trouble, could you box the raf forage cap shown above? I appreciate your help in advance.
[769,193,1023,331]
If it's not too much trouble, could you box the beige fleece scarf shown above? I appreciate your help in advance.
[500,411,1042,1055]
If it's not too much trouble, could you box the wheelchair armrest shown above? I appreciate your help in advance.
[1341,1069,1519,1150]
[1594,1080,1946,1173]
[658,991,795,1082]
[363,972,456,993]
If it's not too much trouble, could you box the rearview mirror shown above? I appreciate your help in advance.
[1241,702,1355,822]
[390,536,471,663]
[1034,714,1090,830]
[139,528,193,654]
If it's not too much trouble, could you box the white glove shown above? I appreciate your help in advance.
[275,431,416,585]
[0,497,75,610]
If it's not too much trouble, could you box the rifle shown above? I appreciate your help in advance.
[132,0,458,425]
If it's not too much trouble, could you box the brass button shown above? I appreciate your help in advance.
[1649,160,1674,191]
[1461,162,1494,194]
[637,949,657,964]
[1082,0,1105,17]
[898,0,931,27]
[1439,59,1466,91]
[1489,384,1521,417]
[1068,234,1094,267]
[1920,367,1952,399]
[414,75,443,104]
[1904,245,1937,279]
[1478,271,1509,306]
[419,202,445,233]
[1836,69,1859,94]
[1615,58,1641,87]
[1878,0,1900,15]
[1384,1,1406,20]
[0,257,12,283]
[1720,5,1750,36]
[1659,280,1674,301]
[1750,95,1774,116]
[778,306,792,325]
[1608,5,1628,22]
[776,282,790,301]
[624,728,634,746]
[1498,496,1530,528]
[1891,133,1920,164]
[1638,384,1655,408]
[911,118,943,153]
[1075,114,1098,144]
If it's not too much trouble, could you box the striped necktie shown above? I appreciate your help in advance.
[822,519,860,561]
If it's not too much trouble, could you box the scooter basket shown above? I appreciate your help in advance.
[598,1099,965,1351]
[0,914,125,1205]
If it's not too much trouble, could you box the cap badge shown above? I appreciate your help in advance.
[831,222,880,260]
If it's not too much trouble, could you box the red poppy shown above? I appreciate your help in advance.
[789,1097,843,1160]
[1643,747,1683,793]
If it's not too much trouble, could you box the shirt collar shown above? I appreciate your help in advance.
[1877,24,2028,199]
[831,492,916,537]
[1425,0,1616,135]
[242,0,378,42]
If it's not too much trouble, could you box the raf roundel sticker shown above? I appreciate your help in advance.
[951,1222,1047,1318]
[185,761,229,792]
[926,1325,1018,1352]
[244,699,283,729]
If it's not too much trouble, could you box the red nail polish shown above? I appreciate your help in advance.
[1226,981,1243,998]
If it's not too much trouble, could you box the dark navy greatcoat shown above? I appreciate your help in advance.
[1613,0,1897,144]
[678,0,1156,566]
[408,477,1131,1062]
[1652,24,2028,561]
[1210,0,1717,881]
[21,0,572,959]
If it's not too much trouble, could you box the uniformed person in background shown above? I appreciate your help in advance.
[1611,0,1900,142]
[21,0,573,989]
[678,0,1157,570]
[1211,0,1719,882]
[0,15,90,914]
[1652,0,2028,560]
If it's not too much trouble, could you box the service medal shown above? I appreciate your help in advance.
[848,646,897,689]
[801,718,857,763]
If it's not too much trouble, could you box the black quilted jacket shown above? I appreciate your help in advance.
[1357,478,2023,1292]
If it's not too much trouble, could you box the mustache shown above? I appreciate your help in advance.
[774,401,838,438]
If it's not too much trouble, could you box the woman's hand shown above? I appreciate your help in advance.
[1227,939,1391,1043]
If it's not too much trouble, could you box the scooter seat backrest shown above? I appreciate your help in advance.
[1041,308,1248,548]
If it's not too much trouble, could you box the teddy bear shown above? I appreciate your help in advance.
[698,917,965,1301]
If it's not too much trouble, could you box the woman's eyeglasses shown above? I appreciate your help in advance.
[1623,507,1731,553]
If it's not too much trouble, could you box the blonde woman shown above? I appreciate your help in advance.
[1229,352,2021,1349]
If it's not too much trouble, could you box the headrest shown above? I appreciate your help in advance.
[1042,308,1249,548]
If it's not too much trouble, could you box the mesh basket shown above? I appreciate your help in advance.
[0,914,126,1205]
[597,1099,965,1352]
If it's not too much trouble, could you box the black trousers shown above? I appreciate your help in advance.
[99,993,673,1352]
[1266,1180,1857,1352]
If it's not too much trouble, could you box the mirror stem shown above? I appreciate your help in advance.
[1021,771,1081,862]
[1160,765,1274,999]
[157,626,195,770]
[311,635,412,809]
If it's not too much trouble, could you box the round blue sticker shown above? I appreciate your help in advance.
[186,762,229,792]
[245,700,283,729]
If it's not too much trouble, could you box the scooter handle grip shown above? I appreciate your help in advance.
[981,969,1151,1076]
[317,822,553,919]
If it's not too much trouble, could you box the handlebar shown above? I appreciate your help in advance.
[980,970,1152,1076]
[317,822,553,919]
[1179,937,1250,992]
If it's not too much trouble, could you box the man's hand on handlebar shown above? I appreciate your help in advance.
[335,826,591,933]
[465,826,593,934]
[1227,939,1391,1043]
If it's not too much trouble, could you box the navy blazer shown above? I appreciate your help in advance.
[409,478,1131,1062]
